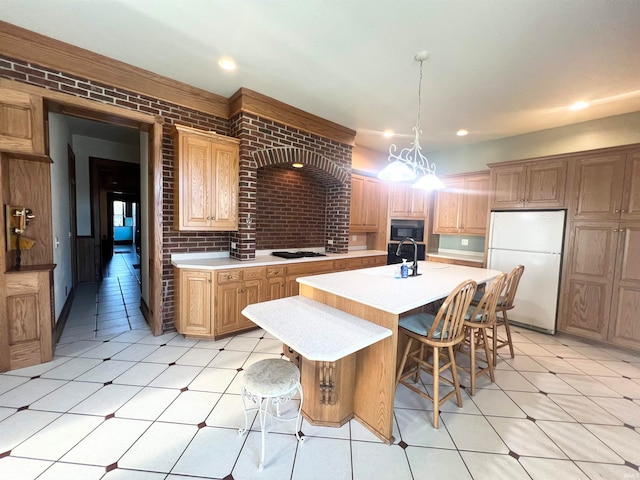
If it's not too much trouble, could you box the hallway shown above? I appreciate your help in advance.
[60,245,149,345]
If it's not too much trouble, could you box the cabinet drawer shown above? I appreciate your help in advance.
[217,270,242,283]
[286,260,334,276]
[333,259,348,270]
[243,267,265,280]
[362,256,380,267]
[266,266,285,277]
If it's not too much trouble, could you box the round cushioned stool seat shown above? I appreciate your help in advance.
[244,358,300,397]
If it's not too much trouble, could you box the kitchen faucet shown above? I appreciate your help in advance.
[396,237,419,276]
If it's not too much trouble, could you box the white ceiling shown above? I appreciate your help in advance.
[2,0,640,153]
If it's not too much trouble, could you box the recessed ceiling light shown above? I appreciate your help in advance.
[218,57,236,71]
[456,129,469,137]
[383,130,394,137]
[292,163,304,168]
[570,101,589,111]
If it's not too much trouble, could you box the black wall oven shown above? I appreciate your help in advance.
[390,219,425,242]
[387,242,426,265]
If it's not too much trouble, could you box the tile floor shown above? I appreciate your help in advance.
[1,252,640,479]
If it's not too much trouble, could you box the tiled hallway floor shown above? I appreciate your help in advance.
[1,268,640,479]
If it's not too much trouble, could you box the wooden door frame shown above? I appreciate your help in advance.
[67,144,78,288]
[0,78,165,336]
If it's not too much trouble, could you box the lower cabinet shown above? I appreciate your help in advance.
[1,268,54,372]
[174,255,386,338]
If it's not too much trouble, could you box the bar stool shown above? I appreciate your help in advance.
[395,279,477,428]
[239,358,304,470]
[457,272,507,395]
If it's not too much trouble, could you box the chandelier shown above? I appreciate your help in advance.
[378,51,445,190]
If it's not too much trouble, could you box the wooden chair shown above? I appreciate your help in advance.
[395,279,477,428]
[476,265,525,366]
[457,273,507,395]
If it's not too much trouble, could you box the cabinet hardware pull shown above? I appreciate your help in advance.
[621,209,627,213]
[615,210,620,213]
[613,229,619,232]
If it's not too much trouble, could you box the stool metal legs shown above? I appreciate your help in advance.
[239,382,304,470]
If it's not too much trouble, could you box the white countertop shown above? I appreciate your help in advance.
[242,296,392,362]
[298,261,502,315]
[427,250,485,263]
[171,249,387,270]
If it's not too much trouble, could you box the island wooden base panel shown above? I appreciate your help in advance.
[299,284,398,444]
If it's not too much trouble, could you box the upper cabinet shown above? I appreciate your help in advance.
[489,159,567,209]
[350,174,382,232]
[388,183,427,218]
[571,149,640,222]
[433,172,490,236]
[0,87,45,155]
[171,125,239,231]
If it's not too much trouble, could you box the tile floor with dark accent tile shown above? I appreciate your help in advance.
[1,250,640,479]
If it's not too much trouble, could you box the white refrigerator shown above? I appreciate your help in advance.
[487,210,565,334]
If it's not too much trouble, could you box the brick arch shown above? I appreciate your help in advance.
[252,147,350,185]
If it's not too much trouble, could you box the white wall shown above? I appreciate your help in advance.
[48,113,73,322]
[73,136,140,236]
[429,111,640,175]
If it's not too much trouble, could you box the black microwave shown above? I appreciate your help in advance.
[390,219,425,242]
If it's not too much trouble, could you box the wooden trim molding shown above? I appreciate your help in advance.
[229,88,356,146]
[0,21,229,119]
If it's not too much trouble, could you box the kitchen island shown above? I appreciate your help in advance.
[294,261,502,443]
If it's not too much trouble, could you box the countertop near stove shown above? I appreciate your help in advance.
[171,249,387,270]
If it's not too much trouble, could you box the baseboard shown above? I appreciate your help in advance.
[53,288,75,345]
[140,297,150,322]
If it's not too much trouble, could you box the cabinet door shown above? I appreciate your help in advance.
[433,179,462,234]
[216,282,241,336]
[267,276,286,300]
[572,154,626,220]
[350,175,381,231]
[239,279,263,329]
[363,179,381,228]
[0,87,45,155]
[177,270,212,336]
[461,174,490,235]
[621,151,640,221]
[490,165,525,209]
[212,143,239,230]
[388,184,426,218]
[608,223,640,349]
[181,135,213,229]
[524,160,567,208]
[559,222,618,341]
[350,175,365,227]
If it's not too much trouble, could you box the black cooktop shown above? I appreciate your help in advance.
[272,251,327,259]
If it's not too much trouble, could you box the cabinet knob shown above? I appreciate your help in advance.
[227,274,232,279]
[615,210,620,213]
[613,229,619,232]
[621,209,627,213]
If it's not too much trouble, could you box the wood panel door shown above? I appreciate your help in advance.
[490,165,525,209]
[388,184,426,218]
[350,175,380,231]
[181,134,212,229]
[0,87,45,155]
[238,278,263,330]
[608,223,640,349]
[560,222,619,341]
[524,160,567,208]
[211,143,239,230]
[621,151,640,221]
[572,153,626,221]
[216,281,242,336]
[461,174,490,235]
[176,269,212,336]
[433,179,463,234]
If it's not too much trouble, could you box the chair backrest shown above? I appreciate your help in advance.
[499,265,525,309]
[467,272,508,326]
[427,279,477,342]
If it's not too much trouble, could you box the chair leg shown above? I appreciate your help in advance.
[492,322,498,366]
[396,338,413,388]
[414,344,425,383]
[258,396,268,470]
[502,311,515,358]
[448,345,463,407]
[481,328,495,383]
[432,346,440,429]
[469,328,477,396]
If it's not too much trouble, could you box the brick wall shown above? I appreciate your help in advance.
[256,165,327,250]
[230,113,352,258]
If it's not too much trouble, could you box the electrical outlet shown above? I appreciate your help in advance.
[231,242,237,249]
[328,239,334,245]
[461,238,469,246]
[352,235,357,241]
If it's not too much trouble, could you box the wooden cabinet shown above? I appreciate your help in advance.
[266,266,286,301]
[433,172,489,236]
[426,255,484,268]
[171,125,239,231]
[285,260,335,297]
[0,87,45,155]
[350,174,382,232]
[174,268,212,336]
[215,267,264,337]
[388,183,427,218]
[559,146,640,350]
[489,159,567,209]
